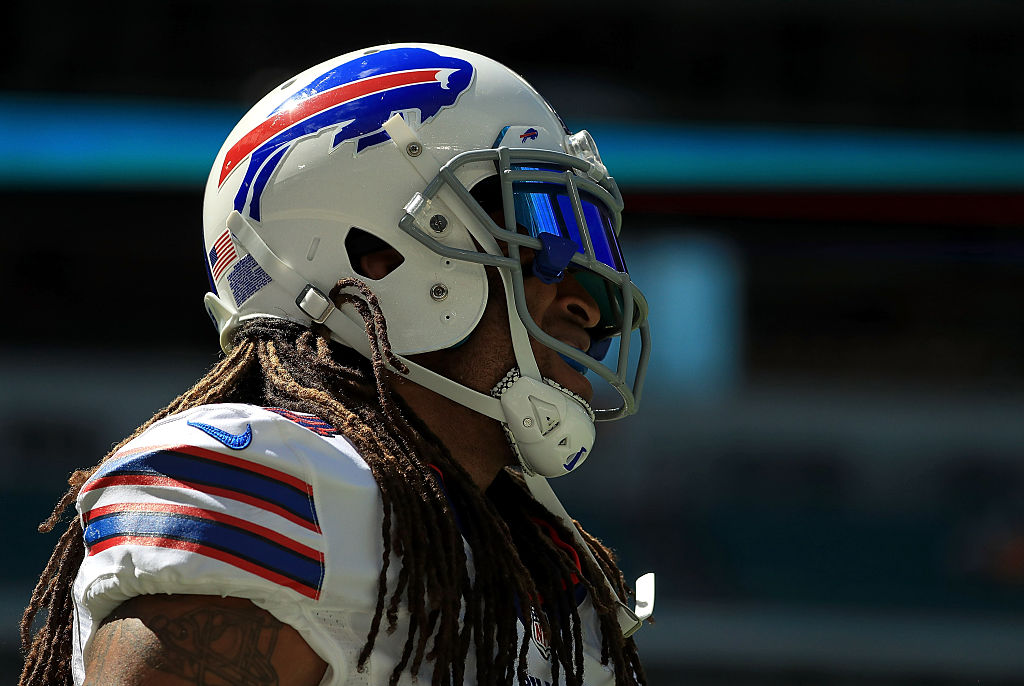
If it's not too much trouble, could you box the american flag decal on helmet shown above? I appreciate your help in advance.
[221,47,475,222]
[208,229,238,281]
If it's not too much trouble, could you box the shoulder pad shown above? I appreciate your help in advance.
[79,404,327,600]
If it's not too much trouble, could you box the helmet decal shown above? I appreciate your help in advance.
[221,47,475,220]
[208,228,238,281]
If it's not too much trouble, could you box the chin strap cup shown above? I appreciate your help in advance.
[491,369,595,478]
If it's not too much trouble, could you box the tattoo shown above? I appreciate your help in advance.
[145,606,283,685]
[84,618,154,686]
[82,621,116,686]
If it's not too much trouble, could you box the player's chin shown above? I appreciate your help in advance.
[548,357,594,405]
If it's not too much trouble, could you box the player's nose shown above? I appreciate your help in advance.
[557,273,601,329]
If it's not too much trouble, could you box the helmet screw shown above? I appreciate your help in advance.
[429,214,448,232]
[523,417,534,428]
[430,283,449,301]
[406,142,422,157]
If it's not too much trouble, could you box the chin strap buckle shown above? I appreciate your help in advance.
[619,572,656,637]
[295,284,335,324]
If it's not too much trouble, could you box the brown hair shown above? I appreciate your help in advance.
[20,279,645,686]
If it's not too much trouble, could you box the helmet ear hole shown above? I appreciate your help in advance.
[469,175,502,215]
[345,227,405,280]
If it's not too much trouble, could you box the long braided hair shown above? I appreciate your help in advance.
[20,278,646,686]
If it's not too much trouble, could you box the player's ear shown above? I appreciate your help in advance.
[359,248,405,280]
[345,228,405,280]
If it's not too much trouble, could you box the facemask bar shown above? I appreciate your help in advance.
[398,145,651,420]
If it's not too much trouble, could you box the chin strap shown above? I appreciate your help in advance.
[522,472,655,637]
[222,210,506,422]
[491,369,653,635]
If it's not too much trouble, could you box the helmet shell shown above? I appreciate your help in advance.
[203,43,570,355]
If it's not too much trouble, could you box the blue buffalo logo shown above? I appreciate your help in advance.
[519,127,539,143]
[221,47,475,220]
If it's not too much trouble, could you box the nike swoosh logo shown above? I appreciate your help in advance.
[187,420,253,450]
[563,446,587,472]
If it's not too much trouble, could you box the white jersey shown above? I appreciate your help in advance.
[71,403,615,685]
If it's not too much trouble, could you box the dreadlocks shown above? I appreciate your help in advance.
[20,278,646,686]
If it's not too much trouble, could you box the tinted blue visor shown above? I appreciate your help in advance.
[508,167,633,343]
[511,170,626,274]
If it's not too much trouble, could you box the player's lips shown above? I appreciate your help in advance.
[556,334,590,354]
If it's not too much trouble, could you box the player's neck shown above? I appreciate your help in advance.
[388,373,512,490]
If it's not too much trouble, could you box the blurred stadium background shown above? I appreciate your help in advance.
[3,0,1023,683]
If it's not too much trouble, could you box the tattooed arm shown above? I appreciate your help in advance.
[83,595,327,686]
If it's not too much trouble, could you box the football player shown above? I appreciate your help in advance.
[21,43,653,686]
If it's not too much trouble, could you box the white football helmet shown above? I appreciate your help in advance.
[202,43,651,479]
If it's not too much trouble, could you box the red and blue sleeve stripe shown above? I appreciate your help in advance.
[82,445,321,533]
[264,407,340,437]
[83,502,324,599]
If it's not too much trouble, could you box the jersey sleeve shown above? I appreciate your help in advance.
[70,403,385,686]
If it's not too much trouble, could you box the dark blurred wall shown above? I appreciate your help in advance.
[3,0,1022,132]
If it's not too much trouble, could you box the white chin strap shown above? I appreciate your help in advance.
[520,470,655,637]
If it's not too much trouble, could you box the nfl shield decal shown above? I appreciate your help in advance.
[530,607,551,661]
